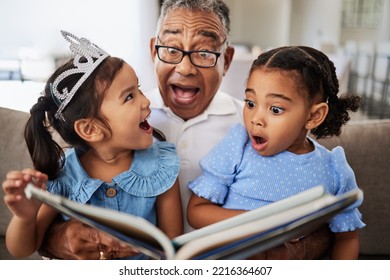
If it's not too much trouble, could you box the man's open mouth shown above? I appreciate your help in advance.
[172,85,199,103]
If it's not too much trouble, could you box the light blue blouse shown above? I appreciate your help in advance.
[47,141,179,259]
[188,124,365,233]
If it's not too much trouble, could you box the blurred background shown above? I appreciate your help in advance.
[0,0,389,119]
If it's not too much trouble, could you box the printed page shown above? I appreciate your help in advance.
[174,189,360,259]
[173,185,326,246]
[25,184,176,259]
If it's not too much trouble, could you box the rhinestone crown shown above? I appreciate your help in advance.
[52,30,109,120]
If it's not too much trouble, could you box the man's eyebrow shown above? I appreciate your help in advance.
[161,28,181,36]
[198,30,219,42]
[161,28,220,43]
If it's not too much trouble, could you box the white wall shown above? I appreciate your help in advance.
[0,0,159,90]
[224,0,291,50]
[225,0,389,50]
[1,0,389,89]
[289,0,342,49]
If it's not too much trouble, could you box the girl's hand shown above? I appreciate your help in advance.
[2,169,48,220]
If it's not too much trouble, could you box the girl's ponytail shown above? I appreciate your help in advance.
[24,96,64,179]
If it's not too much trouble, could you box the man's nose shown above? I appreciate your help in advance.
[175,54,197,76]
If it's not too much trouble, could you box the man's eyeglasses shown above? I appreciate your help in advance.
[155,39,227,68]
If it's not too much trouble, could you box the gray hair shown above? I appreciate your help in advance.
[156,0,231,40]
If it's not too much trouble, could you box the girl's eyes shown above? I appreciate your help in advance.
[124,86,142,102]
[125,93,134,102]
[244,99,285,115]
[244,99,255,108]
[270,106,284,115]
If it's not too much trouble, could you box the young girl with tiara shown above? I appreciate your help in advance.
[187,46,365,259]
[2,31,182,260]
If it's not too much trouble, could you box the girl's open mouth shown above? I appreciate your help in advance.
[139,119,152,131]
[254,136,266,144]
[251,135,268,152]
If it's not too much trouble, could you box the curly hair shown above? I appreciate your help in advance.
[249,46,361,139]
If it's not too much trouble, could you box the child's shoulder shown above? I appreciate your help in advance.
[312,139,346,156]
[311,139,351,167]
[134,141,179,175]
[225,123,248,140]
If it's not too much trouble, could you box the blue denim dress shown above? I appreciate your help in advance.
[46,141,179,259]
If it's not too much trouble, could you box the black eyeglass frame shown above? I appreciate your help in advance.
[154,43,226,68]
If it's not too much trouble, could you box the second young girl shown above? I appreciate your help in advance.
[187,46,365,259]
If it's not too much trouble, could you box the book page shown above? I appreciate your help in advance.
[174,189,360,259]
[25,184,176,259]
[173,185,325,246]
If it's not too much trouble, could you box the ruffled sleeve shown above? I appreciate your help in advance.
[188,124,248,204]
[114,141,179,197]
[327,146,366,232]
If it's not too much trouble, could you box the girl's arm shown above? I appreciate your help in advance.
[3,169,58,257]
[331,230,359,259]
[155,179,183,239]
[187,193,246,229]
[6,204,59,257]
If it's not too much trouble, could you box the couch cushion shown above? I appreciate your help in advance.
[317,119,390,256]
[0,107,32,235]
[0,107,40,259]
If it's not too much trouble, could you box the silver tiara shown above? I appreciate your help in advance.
[52,30,110,120]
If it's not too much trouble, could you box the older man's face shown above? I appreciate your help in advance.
[151,9,233,120]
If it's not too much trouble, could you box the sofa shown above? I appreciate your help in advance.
[1,106,389,260]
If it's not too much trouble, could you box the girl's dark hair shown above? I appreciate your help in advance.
[25,56,125,179]
[249,46,361,139]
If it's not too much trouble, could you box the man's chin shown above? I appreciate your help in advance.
[171,106,202,121]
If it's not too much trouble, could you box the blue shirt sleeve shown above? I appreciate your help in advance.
[327,146,366,232]
[188,124,248,204]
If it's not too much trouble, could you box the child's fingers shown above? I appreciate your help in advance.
[3,193,24,204]
[5,170,28,181]
[21,169,48,188]
[3,179,25,195]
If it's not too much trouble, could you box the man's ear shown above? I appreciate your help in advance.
[74,119,104,143]
[150,37,157,63]
[222,46,235,76]
[305,102,329,130]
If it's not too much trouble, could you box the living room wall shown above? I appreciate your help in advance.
[0,0,159,90]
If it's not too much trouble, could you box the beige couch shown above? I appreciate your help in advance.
[1,106,389,260]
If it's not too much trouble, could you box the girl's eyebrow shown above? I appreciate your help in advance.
[119,85,137,99]
[245,88,255,94]
[266,93,292,102]
[245,88,293,103]
[118,79,139,98]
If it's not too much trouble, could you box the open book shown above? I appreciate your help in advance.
[24,184,361,260]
